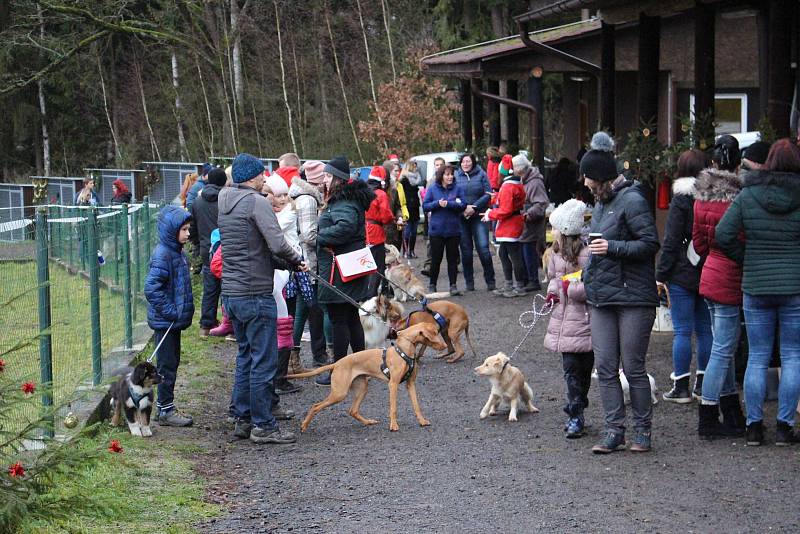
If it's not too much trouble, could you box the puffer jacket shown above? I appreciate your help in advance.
[655,177,702,292]
[487,176,525,241]
[317,179,376,304]
[364,180,394,245]
[692,168,743,305]
[422,181,467,237]
[545,247,592,353]
[398,173,422,222]
[218,184,302,297]
[455,165,492,213]
[520,167,549,244]
[189,183,221,265]
[144,205,194,330]
[716,170,800,296]
[289,177,322,272]
[583,177,660,307]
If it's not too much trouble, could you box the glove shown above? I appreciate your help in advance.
[545,293,559,306]
[561,279,570,296]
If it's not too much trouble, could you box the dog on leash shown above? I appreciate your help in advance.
[288,323,447,432]
[474,352,539,422]
[360,294,405,349]
[541,243,555,283]
[404,300,477,363]
[591,369,659,405]
[109,361,162,437]
[384,244,449,301]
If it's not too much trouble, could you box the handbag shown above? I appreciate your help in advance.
[686,240,701,266]
[652,284,673,332]
[332,246,377,283]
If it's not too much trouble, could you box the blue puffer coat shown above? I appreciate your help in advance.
[145,205,195,330]
[422,181,466,237]
[455,165,492,213]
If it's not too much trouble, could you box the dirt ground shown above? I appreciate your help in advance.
[187,247,799,533]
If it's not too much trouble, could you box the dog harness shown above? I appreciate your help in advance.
[128,384,148,410]
[404,298,454,353]
[380,342,416,383]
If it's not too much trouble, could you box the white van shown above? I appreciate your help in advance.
[409,151,464,186]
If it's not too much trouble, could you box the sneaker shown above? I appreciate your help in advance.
[272,405,295,420]
[233,418,253,439]
[775,421,800,446]
[315,371,332,387]
[493,285,509,297]
[746,421,764,446]
[591,431,626,454]
[275,381,302,395]
[157,409,194,427]
[449,285,461,296]
[250,426,297,444]
[226,413,237,424]
[629,430,652,452]
[225,334,236,342]
[565,416,585,439]
[663,375,692,404]
[503,288,525,298]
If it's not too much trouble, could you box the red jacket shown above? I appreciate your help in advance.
[210,245,223,279]
[487,159,501,191]
[488,177,525,241]
[275,166,300,189]
[365,188,394,245]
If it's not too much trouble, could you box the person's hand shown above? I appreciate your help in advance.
[561,279,570,295]
[438,199,448,208]
[588,238,609,255]
[296,261,309,272]
[656,281,667,289]
[464,205,475,218]
[545,293,559,306]
[481,210,491,222]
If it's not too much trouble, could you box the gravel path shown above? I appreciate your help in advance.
[196,248,800,533]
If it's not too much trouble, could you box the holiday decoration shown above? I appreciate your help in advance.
[32,177,49,204]
[21,382,36,394]
[108,440,123,453]
[621,120,665,185]
[63,412,79,429]
[657,177,671,210]
[8,462,25,478]
[0,358,5,373]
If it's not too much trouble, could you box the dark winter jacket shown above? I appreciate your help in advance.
[519,167,549,244]
[111,192,132,205]
[655,177,702,292]
[716,170,800,296]
[218,183,303,297]
[316,179,376,304]
[185,179,206,210]
[144,205,194,330]
[583,177,660,307]
[692,168,743,305]
[423,181,467,238]
[189,183,221,266]
[455,165,492,213]
[399,175,421,222]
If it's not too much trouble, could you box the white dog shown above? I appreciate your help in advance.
[591,369,659,405]
[474,352,539,422]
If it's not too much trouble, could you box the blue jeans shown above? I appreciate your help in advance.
[521,241,541,288]
[459,216,495,287]
[743,293,800,425]
[669,284,712,376]
[402,219,419,254]
[200,265,221,328]
[223,294,279,430]
[701,300,740,404]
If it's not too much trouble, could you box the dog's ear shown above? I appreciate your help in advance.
[420,324,442,345]
[131,363,146,385]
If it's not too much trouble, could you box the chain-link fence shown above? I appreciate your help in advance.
[0,200,161,426]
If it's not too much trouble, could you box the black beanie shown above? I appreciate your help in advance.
[579,149,618,182]
[207,168,227,187]
[743,141,770,165]
[324,155,350,181]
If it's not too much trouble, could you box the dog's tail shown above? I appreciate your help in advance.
[287,363,336,379]
[424,291,451,299]
[464,323,478,357]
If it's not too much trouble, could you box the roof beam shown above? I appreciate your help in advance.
[515,0,597,23]
[517,21,601,74]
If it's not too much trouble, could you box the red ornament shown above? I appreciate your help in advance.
[108,440,123,453]
[8,462,25,478]
[657,178,671,210]
[0,359,5,373]
[21,382,36,394]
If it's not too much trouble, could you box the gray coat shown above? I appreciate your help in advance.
[583,177,660,307]
[519,167,549,244]
[289,177,323,272]
[218,184,303,297]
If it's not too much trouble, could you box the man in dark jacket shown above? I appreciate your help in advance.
[455,153,496,291]
[190,168,227,336]
[580,139,660,455]
[218,153,306,445]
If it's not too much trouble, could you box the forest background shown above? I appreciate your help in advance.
[0,0,574,182]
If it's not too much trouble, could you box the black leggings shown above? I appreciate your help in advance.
[369,244,387,297]
[429,235,460,287]
[562,351,595,417]
[498,242,526,285]
[326,302,365,361]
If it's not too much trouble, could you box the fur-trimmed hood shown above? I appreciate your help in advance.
[289,176,323,204]
[694,168,743,202]
[671,177,696,196]
[327,178,375,210]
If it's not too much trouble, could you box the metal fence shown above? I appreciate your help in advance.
[0,200,161,425]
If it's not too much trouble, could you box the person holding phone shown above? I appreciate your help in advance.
[580,132,660,455]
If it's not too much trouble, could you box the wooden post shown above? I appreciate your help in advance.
[527,72,545,171]
[507,80,519,148]
[757,3,770,115]
[637,13,660,126]
[472,79,485,145]
[767,0,794,137]
[600,21,616,133]
[488,79,501,146]
[694,2,715,125]
[460,79,473,149]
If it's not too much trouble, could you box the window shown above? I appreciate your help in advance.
[689,93,748,135]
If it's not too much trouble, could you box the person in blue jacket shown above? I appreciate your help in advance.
[455,153,496,291]
[144,205,195,427]
[423,164,466,295]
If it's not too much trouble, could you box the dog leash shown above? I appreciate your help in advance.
[147,322,175,363]
[507,294,553,360]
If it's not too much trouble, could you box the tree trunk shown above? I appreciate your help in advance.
[380,0,397,83]
[171,51,189,161]
[317,40,329,124]
[291,36,306,155]
[97,55,122,162]
[490,4,505,38]
[195,53,215,157]
[37,3,50,176]
[356,0,387,152]
[274,0,297,153]
[230,0,244,114]
[135,56,161,161]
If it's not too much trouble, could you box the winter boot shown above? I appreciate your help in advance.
[274,348,301,395]
[775,420,800,446]
[746,421,764,446]
[719,393,746,436]
[698,403,734,440]
[210,313,234,337]
[663,373,693,404]
[288,346,306,375]
[692,371,705,400]
[565,416,585,439]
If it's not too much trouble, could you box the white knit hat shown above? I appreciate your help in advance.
[264,174,289,196]
[512,153,531,171]
[549,198,587,236]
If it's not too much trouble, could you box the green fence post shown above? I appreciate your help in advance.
[35,208,54,438]
[87,208,103,386]
[121,204,133,348]
[131,206,141,321]
[68,208,75,269]
[112,210,120,286]
[143,196,152,268]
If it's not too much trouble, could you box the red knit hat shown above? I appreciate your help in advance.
[368,166,387,185]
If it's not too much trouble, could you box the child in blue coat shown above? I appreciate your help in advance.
[144,205,195,427]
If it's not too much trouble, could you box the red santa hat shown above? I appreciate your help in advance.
[368,165,387,186]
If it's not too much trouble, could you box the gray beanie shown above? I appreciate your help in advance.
[549,198,587,236]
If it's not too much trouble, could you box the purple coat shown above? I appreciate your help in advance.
[544,247,592,353]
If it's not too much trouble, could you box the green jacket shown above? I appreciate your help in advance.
[716,170,800,295]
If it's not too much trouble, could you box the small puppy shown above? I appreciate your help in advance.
[386,262,429,302]
[360,295,405,348]
[541,243,555,283]
[474,352,539,422]
[385,244,403,267]
[110,361,162,437]
[591,369,659,405]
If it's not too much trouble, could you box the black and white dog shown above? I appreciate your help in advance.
[110,362,162,437]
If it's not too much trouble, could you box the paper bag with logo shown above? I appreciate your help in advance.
[333,247,377,282]
[652,284,673,332]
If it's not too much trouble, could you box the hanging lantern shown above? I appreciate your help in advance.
[657,177,671,210]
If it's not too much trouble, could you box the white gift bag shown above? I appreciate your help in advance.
[652,284,673,332]
[333,247,377,282]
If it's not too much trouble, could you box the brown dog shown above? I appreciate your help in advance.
[403,300,477,363]
[474,352,539,422]
[287,323,447,432]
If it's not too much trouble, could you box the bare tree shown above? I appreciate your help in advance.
[97,55,122,162]
[356,0,387,152]
[274,0,297,153]
[171,51,188,161]
[134,55,161,161]
[37,3,50,175]
[380,0,396,83]
[230,0,244,113]
[194,53,215,157]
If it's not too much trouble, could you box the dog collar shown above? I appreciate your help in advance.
[380,342,416,383]
[500,360,510,375]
